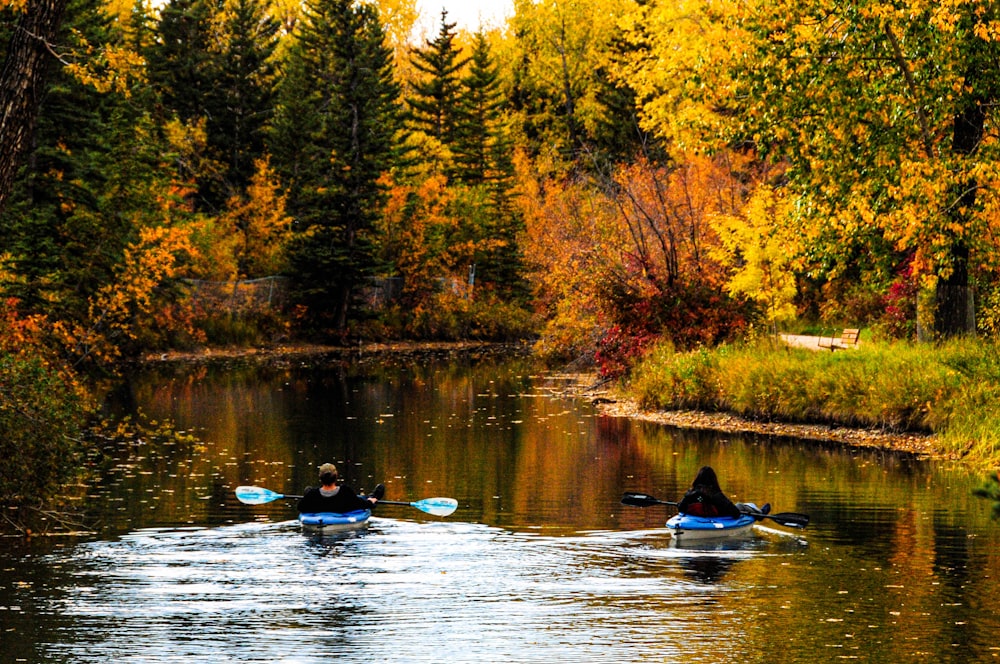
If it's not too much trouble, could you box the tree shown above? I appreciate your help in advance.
[619,0,1000,338]
[147,0,279,212]
[146,0,216,124]
[505,0,630,164]
[208,0,280,202]
[1,0,161,321]
[452,30,507,186]
[0,0,69,213]
[406,10,468,160]
[711,184,800,335]
[452,31,527,300]
[270,0,402,333]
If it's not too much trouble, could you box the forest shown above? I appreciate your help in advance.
[4,0,1000,505]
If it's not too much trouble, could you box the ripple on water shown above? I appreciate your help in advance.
[33,518,788,662]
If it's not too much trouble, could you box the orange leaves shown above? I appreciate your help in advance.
[217,157,292,279]
[57,226,200,365]
[519,147,758,357]
[0,298,49,358]
[378,173,461,299]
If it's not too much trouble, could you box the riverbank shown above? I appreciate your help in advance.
[138,340,530,367]
[593,397,943,459]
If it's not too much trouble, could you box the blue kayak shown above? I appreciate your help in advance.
[298,509,371,533]
[666,512,756,541]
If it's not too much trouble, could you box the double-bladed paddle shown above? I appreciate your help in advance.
[235,485,458,517]
[621,491,810,528]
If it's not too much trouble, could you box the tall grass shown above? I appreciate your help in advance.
[627,337,1000,466]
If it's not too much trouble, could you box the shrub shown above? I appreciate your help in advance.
[0,353,90,506]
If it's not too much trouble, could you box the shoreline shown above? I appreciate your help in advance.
[594,398,945,459]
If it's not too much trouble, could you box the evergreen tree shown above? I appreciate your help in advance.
[270,0,402,333]
[451,32,527,301]
[452,31,507,186]
[207,0,280,203]
[147,0,217,124]
[147,0,278,212]
[0,0,70,213]
[406,10,468,151]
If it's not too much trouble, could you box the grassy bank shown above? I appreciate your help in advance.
[625,337,1000,467]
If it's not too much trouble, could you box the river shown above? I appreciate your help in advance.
[1,349,998,662]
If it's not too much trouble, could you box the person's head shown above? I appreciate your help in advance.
[692,465,722,492]
[318,463,339,487]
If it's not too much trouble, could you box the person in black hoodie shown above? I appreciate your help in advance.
[677,466,768,517]
[297,463,384,514]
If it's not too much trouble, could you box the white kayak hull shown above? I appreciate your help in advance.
[666,513,756,541]
[299,509,371,533]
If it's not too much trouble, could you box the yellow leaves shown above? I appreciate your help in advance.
[616,0,748,156]
[0,0,29,12]
[974,20,1000,41]
[214,158,292,279]
[62,27,146,96]
[711,184,799,326]
[378,172,461,296]
[84,227,197,346]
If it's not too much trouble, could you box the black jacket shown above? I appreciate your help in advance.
[297,485,371,514]
[677,486,741,517]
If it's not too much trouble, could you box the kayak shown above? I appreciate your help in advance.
[665,512,756,542]
[298,509,371,533]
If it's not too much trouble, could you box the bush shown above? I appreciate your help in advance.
[0,353,90,506]
[594,279,756,378]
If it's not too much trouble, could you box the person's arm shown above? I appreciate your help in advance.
[297,487,320,513]
[712,492,742,517]
[336,485,374,511]
[677,489,696,513]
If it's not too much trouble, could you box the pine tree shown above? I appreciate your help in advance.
[452,31,506,186]
[406,10,468,150]
[146,0,217,124]
[0,0,69,212]
[207,0,280,203]
[270,0,402,333]
[451,32,527,300]
[147,0,278,212]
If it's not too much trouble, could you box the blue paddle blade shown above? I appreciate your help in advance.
[411,497,458,517]
[235,486,284,505]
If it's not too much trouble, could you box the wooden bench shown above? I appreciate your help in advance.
[818,328,861,351]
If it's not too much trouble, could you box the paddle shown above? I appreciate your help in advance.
[621,491,810,529]
[235,485,459,517]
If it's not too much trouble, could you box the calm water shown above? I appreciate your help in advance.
[2,350,999,662]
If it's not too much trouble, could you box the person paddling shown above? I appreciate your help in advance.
[297,463,384,514]
[677,465,770,517]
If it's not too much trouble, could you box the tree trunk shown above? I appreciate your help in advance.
[934,100,985,338]
[0,0,67,215]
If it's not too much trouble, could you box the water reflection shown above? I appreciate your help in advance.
[2,353,1000,662]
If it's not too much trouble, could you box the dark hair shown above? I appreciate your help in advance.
[319,471,338,485]
[691,466,722,492]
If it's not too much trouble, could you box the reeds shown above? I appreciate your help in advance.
[627,336,1000,465]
